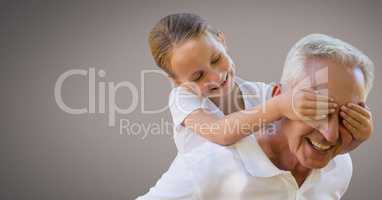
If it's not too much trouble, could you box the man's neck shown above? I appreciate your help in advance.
[256,121,312,186]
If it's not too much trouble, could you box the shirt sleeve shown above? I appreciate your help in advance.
[239,80,274,108]
[135,154,198,200]
[253,81,274,104]
[168,87,207,127]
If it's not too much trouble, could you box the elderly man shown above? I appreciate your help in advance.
[136,34,374,200]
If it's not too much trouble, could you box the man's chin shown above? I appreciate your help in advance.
[297,152,331,169]
[296,138,335,169]
[301,159,330,169]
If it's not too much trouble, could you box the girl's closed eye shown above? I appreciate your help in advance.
[211,53,221,65]
[192,70,204,82]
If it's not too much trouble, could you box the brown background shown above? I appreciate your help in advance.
[0,0,381,199]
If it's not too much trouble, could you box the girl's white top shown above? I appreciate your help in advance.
[168,76,273,153]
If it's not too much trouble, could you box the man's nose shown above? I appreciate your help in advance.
[318,114,339,144]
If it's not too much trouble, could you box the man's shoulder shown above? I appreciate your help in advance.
[181,142,242,173]
[312,153,353,196]
[321,153,353,182]
[334,153,352,163]
[182,141,237,164]
[180,142,243,186]
[333,153,353,172]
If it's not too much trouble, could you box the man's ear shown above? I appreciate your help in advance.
[272,83,282,97]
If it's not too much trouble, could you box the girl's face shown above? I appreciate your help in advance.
[169,32,235,98]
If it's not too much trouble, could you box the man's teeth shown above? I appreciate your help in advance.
[310,140,331,151]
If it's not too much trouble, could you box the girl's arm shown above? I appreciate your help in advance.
[183,89,337,146]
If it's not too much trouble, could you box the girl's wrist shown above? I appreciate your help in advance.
[268,95,285,119]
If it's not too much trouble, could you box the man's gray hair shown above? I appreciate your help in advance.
[280,33,374,96]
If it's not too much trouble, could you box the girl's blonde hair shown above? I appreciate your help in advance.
[148,13,219,77]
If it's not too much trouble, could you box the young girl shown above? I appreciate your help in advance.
[148,13,337,153]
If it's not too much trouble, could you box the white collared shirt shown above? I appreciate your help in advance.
[168,76,273,153]
[136,135,353,200]
[137,76,352,199]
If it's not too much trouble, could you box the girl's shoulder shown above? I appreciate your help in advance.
[234,76,274,102]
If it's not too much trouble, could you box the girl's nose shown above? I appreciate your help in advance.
[208,69,222,83]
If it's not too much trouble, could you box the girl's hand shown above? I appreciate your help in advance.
[279,88,338,121]
[340,103,373,144]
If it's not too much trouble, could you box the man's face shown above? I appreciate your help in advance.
[284,58,366,169]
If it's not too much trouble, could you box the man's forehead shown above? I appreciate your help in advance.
[302,58,365,104]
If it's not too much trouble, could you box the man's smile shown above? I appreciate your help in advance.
[306,137,333,152]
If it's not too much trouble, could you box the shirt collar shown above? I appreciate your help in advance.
[235,135,286,177]
[235,134,338,178]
